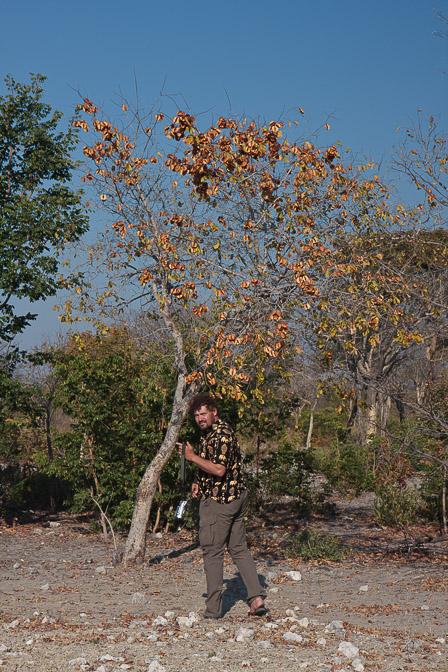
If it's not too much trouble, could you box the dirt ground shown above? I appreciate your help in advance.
[1,495,447,672]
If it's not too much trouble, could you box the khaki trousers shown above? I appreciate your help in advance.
[199,490,266,617]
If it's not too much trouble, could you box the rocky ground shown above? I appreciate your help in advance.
[1,495,447,672]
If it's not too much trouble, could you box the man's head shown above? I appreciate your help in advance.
[189,393,219,431]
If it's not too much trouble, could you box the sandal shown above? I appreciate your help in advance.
[248,602,267,617]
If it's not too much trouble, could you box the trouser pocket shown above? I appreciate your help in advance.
[199,501,217,547]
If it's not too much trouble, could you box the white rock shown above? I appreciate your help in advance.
[155,532,163,539]
[164,611,174,619]
[325,619,345,633]
[152,616,168,627]
[359,585,369,592]
[236,627,255,642]
[0,645,7,654]
[286,570,302,581]
[436,637,446,644]
[269,587,279,593]
[338,641,359,659]
[68,658,88,666]
[131,592,147,605]
[317,637,327,646]
[257,640,272,648]
[298,617,309,628]
[13,563,20,569]
[95,666,107,672]
[95,566,106,575]
[421,604,429,610]
[283,632,303,643]
[40,583,50,591]
[241,661,251,668]
[49,521,61,528]
[146,661,165,672]
[352,657,365,671]
[4,619,19,630]
[176,612,199,628]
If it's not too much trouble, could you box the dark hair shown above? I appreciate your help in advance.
[189,393,219,418]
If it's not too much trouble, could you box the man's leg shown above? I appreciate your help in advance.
[199,498,232,617]
[227,490,266,606]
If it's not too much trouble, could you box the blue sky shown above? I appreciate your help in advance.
[2,0,447,349]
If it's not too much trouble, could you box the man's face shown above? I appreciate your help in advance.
[194,404,218,431]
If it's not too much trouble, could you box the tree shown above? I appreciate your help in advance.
[0,73,88,345]
[66,99,408,563]
[49,328,176,534]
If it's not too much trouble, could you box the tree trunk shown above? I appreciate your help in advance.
[306,399,317,450]
[152,479,163,534]
[366,386,378,442]
[442,465,447,536]
[123,380,200,565]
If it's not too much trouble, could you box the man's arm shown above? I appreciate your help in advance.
[185,441,226,477]
[177,441,226,478]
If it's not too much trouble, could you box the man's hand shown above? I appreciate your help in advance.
[177,441,195,461]
[176,441,226,478]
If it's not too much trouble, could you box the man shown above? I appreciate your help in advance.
[178,393,266,619]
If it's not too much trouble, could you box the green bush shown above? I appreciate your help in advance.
[419,466,448,524]
[252,441,315,510]
[286,527,348,561]
[315,442,374,494]
[373,482,419,527]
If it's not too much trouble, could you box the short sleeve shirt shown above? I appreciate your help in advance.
[196,419,245,503]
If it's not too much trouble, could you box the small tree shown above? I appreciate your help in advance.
[49,328,176,533]
[66,99,409,563]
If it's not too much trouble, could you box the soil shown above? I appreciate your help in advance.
[1,494,447,672]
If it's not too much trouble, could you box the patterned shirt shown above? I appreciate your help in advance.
[196,419,245,503]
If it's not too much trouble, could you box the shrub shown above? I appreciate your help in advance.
[315,442,374,494]
[373,482,419,527]
[286,527,348,561]
[252,441,315,511]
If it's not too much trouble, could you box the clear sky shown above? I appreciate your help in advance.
[2,0,447,349]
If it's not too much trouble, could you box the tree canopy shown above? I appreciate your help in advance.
[0,73,88,344]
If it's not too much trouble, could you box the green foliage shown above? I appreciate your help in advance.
[46,330,178,529]
[0,73,88,342]
[315,441,374,494]
[418,463,448,524]
[299,408,350,446]
[373,482,419,527]
[247,441,316,511]
[286,527,348,561]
